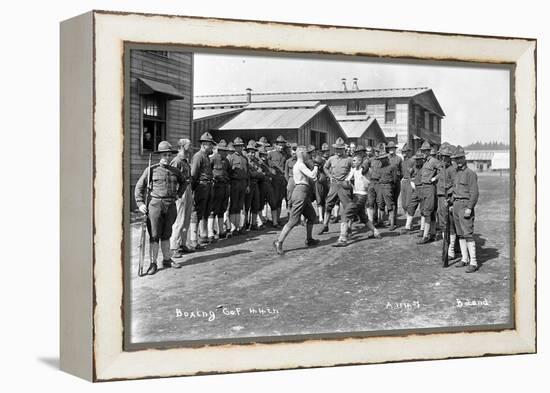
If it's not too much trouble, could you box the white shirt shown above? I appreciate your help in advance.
[346,167,370,195]
[293,161,317,185]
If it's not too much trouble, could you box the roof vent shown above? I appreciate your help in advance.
[246,88,252,103]
[341,78,348,91]
[352,77,359,90]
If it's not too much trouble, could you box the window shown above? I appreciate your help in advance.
[142,95,167,153]
[417,108,425,129]
[145,50,169,58]
[310,130,327,150]
[347,100,366,114]
[385,100,396,123]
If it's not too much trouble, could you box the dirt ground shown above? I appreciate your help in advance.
[128,173,512,345]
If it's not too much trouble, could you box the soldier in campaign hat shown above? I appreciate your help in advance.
[258,136,271,147]
[451,145,480,272]
[313,144,330,221]
[400,150,426,234]
[135,141,186,275]
[257,145,278,227]
[189,132,216,248]
[416,140,440,244]
[436,144,458,260]
[318,137,353,235]
[399,143,415,221]
[226,137,249,236]
[386,141,403,230]
[207,139,231,241]
[267,135,288,227]
[374,152,398,230]
[242,140,264,231]
[170,138,195,258]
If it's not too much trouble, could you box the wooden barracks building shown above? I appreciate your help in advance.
[128,50,193,204]
[128,51,444,204]
[193,78,444,152]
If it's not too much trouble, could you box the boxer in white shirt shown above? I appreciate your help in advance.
[273,146,321,255]
[334,155,382,247]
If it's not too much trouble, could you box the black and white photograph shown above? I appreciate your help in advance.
[124,48,513,347]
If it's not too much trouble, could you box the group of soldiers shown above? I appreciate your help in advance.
[135,132,480,276]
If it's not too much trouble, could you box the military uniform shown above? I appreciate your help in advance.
[244,141,264,229]
[400,145,415,216]
[227,139,249,215]
[451,146,480,272]
[387,141,403,227]
[267,135,288,216]
[284,153,297,209]
[169,144,193,253]
[319,138,353,233]
[208,140,231,239]
[416,142,440,243]
[135,141,185,274]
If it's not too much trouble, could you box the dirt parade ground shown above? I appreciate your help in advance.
[127,174,511,345]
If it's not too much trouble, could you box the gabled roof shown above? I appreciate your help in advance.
[337,115,386,142]
[195,87,435,105]
[215,104,328,131]
[193,107,244,121]
[466,151,494,161]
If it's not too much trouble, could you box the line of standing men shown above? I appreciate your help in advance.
[135,134,480,274]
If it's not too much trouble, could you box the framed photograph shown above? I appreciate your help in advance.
[60,10,536,381]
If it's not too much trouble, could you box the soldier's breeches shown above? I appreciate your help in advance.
[377,183,394,212]
[170,190,193,250]
[229,179,247,214]
[344,194,368,221]
[437,196,456,234]
[407,189,421,216]
[452,199,475,240]
[191,182,213,223]
[209,182,229,217]
[401,179,413,213]
[272,175,286,209]
[325,182,353,215]
[244,182,261,214]
[147,198,177,242]
[260,180,277,210]
[419,184,436,218]
[315,180,329,207]
[287,184,317,226]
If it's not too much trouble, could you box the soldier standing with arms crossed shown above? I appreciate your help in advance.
[318,137,353,235]
[170,138,194,258]
[273,146,321,255]
[135,141,185,275]
[400,150,426,234]
[243,140,264,231]
[189,132,216,248]
[227,137,249,236]
[451,146,480,272]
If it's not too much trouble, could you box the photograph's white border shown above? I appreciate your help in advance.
[92,11,536,380]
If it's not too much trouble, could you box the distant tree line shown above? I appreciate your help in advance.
[463,141,509,150]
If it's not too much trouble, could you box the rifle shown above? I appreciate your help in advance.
[442,163,450,267]
[138,153,153,277]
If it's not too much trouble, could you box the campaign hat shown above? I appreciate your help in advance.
[332,137,346,149]
[199,132,217,144]
[154,141,178,154]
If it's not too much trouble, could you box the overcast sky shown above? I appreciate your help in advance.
[194,52,510,146]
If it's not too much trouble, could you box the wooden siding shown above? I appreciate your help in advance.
[129,50,193,206]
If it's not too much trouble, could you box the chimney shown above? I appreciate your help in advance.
[352,77,359,90]
[246,88,252,103]
[341,78,348,91]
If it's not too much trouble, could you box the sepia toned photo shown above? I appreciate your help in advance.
[124,47,513,347]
